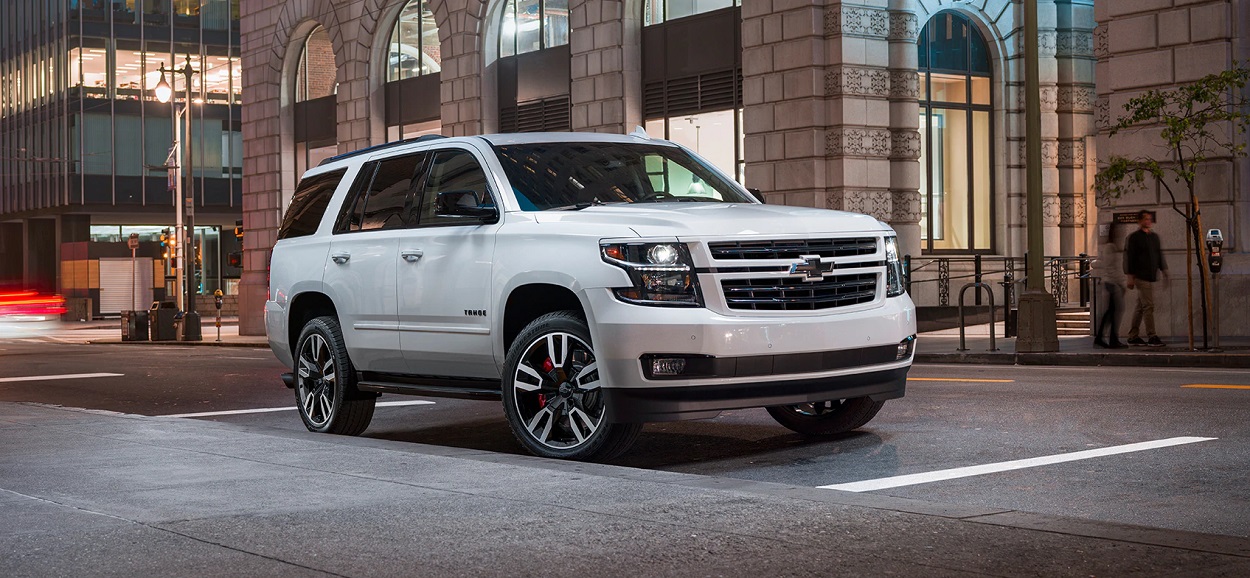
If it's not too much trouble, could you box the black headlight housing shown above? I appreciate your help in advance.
[885,235,906,297]
[601,242,703,307]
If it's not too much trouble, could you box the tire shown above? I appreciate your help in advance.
[293,316,375,436]
[501,311,642,461]
[766,398,885,436]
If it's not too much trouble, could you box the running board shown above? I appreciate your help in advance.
[356,373,502,401]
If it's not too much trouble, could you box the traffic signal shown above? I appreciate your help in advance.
[234,220,243,240]
[159,228,173,260]
[227,251,243,268]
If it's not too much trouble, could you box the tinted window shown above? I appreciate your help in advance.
[278,169,346,240]
[416,149,494,225]
[351,153,425,232]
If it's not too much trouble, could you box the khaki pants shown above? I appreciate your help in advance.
[1128,280,1157,339]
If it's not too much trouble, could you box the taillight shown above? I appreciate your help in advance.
[0,291,67,317]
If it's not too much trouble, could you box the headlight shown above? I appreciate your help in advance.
[601,242,703,307]
[884,235,906,297]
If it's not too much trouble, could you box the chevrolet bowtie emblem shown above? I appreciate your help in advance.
[790,256,824,280]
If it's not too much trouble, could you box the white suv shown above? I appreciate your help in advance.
[267,131,916,460]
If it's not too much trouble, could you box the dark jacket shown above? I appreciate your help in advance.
[1124,229,1167,282]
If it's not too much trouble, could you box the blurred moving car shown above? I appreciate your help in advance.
[0,289,66,339]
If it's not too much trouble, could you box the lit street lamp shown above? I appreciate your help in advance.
[155,57,202,341]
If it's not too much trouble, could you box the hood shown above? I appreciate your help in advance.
[532,203,889,239]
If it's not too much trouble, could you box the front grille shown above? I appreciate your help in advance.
[709,238,877,260]
[722,273,878,311]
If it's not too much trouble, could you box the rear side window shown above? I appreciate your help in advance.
[340,153,426,232]
[278,169,346,240]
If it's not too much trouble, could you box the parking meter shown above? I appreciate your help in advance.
[1206,229,1224,274]
[213,289,224,310]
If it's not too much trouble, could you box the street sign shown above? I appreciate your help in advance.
[127,233,140,250]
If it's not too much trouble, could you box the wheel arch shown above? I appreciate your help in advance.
[501,282,588,355]
[287,291,339,357]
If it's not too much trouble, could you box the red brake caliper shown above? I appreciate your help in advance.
[538,357,555,408]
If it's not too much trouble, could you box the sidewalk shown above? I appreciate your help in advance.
[918,323,1250,367]
[2,402,1247,576]
[43,320,269,347]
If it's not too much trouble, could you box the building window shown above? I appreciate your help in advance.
[918,11,993,253]
[387,0,440,81]
[498,0,569,58]
[645,109,743,184]
[385,1,442,141]
[292,26,338,199]
[295,26,336,103]
[644,0,739,25]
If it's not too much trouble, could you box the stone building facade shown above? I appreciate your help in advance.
[238,0,1246,338]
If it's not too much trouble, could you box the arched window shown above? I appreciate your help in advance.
[644,0,740,25]
[293,26,338,187]
[918,11,993,253]
[498,0,569,58]
[387,0,440,81]
[385,1,442,141]
[295,26,335,103]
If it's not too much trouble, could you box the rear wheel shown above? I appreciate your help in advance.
[502,311,641,461]
[294,316,375,436]
[766,398,885,436]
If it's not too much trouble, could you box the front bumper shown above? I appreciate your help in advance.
[585,289,917,422]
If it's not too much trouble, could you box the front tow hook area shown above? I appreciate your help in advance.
[281,372,296,389]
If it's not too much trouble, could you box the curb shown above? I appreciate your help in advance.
[88,339,269,348]
[917,351,1250,368]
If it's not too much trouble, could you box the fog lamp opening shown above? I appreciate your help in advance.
[651,358,688,376]
[897,335,916,360]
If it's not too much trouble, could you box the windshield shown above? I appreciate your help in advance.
[492,142,754,211]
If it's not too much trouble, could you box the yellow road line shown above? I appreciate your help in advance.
[907,377,1015,383]
[1182,384,1250,390]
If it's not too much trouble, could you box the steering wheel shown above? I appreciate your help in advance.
[636,191,675,203]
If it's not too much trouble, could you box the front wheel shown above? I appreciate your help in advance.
[294,316,375,436]
[766,398,885,436]
[501,311,641,461]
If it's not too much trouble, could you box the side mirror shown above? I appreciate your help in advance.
[748,188,766,204]
[435,190,498,222]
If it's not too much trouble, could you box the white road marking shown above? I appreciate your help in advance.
[0,372,124,384]
[162,399,436,418]
[819,436,1217,493]
[219,356,266,360]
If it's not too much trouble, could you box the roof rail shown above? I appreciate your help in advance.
[317,134,448,167]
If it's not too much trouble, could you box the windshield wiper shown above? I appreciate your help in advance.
[551,202,594,211]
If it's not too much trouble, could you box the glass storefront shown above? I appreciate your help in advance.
[645,109,744,184]
[918,11,994,253]
[88,224,240,296]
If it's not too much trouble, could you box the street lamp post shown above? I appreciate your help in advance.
[155,57,202,341]
[1016,0,1059,352]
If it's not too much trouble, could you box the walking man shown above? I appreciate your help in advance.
[1093,223,1127,348]
[1124,210,1168,346]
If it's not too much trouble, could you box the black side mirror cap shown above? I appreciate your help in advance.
[748,188,766,204]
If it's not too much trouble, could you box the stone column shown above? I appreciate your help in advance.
[569,0,640,134]
[238,0,286,336]
[823,2,894,221]
[1054,0,1095,257]
[887,1,921,257]
[742,0,830,207]
[434,0,487,136]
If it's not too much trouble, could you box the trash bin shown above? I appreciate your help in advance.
[120,310,149,342]
[149,301,178,341]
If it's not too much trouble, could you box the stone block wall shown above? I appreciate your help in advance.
[1094,0,1249,336]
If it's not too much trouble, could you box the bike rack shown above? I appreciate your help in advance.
[958,282,999,352]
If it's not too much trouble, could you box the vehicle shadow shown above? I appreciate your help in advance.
[363,410,896,473]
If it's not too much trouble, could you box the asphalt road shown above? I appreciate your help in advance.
[3,338,1249,538]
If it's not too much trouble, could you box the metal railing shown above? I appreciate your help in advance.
[906,254,1097,341]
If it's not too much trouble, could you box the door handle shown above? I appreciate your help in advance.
[400,249,424,263]
[330,252,351,265]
